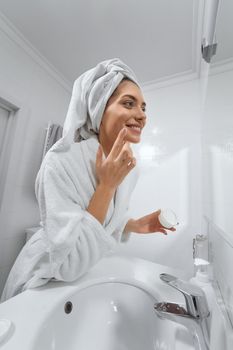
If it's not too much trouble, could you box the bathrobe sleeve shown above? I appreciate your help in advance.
[110,166,140,243]
[117,209,132,243]
[120,215,132,242]
[35,161,116,282]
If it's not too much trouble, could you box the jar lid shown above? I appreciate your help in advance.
[158,209,178,229]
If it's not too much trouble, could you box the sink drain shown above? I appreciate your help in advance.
[64,301,73,314]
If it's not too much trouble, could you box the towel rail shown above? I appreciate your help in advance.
[42,121,63,159]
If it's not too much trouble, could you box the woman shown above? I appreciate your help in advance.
[1,58,175,303]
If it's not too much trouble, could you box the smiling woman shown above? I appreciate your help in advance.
[0,58,175,303]
[99,78,147,156]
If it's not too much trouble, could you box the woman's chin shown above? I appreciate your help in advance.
[126,135,141,143]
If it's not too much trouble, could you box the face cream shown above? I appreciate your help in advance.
[158,209,178,229]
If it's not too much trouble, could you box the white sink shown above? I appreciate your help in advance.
[32,282,195,350]
[0,254,210,349]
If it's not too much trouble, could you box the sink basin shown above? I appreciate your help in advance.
[0,254,205,349]
[32,282,195,350]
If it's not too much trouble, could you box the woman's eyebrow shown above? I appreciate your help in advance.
[122,94,146,106]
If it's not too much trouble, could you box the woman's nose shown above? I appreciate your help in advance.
[135,111,147,124]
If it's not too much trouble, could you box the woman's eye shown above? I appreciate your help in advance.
[124,101,134,108]
[123,100,146,112]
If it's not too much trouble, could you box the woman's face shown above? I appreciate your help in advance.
[98,80,147,155]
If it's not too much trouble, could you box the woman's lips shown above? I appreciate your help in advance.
[126,125,141,134]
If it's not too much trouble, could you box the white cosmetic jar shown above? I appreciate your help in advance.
[158,209,178,229]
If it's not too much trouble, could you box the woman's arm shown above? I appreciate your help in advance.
[86,184,115,225]
[123,210,176,235]
[123,219,138,234]
[87,128,136,225]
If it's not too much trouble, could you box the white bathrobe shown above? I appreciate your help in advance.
[1,137,138,302]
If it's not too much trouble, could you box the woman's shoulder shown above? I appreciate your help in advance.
[70,137,99,159]
[41,137,99,170]
[75,136,99,150]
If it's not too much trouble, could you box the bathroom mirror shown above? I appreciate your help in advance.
[0,0,232,302]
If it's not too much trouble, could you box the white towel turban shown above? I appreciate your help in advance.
[51,58,140,153]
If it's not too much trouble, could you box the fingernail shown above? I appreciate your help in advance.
[122,128,127,134]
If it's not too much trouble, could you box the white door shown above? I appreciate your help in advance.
[0,104,12,210]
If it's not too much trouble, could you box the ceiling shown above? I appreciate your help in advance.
[0,0,232,86]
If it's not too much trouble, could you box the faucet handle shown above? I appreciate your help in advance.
[160,273,203,295]
[160,273,210,319]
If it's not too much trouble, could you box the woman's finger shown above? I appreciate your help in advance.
[167,227,176,231]
[109,128,127,159]
[96,144,103,168]
[115,141,132,163]
[158,229,168,235]
[124,157,136,174]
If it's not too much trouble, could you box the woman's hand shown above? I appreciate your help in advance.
[124,209,176,235]
[96,128,136,191]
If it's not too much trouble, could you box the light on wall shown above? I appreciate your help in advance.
[139,144,162,161]
[152,127,160,135]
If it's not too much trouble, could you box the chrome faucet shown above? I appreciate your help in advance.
[154,273,210,350]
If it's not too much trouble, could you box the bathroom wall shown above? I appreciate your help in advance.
[114,77,202,276]
[202,63,233,325]
[0,16,71,296]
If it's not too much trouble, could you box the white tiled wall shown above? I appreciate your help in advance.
[0,25,71,296]
[203,69,233,232]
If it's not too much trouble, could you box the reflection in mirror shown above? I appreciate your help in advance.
[0,0,233,346]
[0,3,231,335]
[0,0,206,303]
